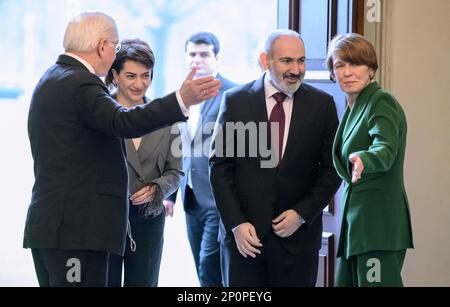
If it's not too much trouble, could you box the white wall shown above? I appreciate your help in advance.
[388,0,450,286]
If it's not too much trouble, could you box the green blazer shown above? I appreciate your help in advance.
[333,82,414,258]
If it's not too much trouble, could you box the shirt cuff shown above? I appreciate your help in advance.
[300,216,306,225]
[176,90,189,117]
[232,223,245,234]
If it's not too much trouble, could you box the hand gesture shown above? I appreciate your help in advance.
[349,153,364,183]
[179,68,222,107]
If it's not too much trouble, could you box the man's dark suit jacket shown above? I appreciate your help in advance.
[209,75,342,255]
[24,55,186,256]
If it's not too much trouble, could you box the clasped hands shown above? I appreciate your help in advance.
[233,209,302,258]
[179,68,222,108]
[130,183,159,205]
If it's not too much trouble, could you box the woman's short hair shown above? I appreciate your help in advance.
[326,33,378,82]
[105,39,156,88]
[63,12,117,52]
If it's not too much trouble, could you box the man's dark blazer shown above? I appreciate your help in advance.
[176,74,236,210]
[24,55,186,256]
[209,75,342,255]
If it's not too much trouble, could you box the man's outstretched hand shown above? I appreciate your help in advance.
[179,68,222,108]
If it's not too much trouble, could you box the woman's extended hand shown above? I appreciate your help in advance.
[349,153,364,183]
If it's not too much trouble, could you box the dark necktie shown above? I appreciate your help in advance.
[270,92,287,163]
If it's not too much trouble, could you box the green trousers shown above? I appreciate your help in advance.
[335,250,406,287]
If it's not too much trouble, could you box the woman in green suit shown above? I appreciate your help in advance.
[326,33,413,287]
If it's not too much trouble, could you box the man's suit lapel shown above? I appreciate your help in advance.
[197,74,223,120]
[193,74,224,143]
[191,98,212,144]
[249,75,280,170]
[249,75,269,124]
[279,84,309,171]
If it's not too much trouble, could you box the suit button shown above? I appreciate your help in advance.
[138,177,145,183]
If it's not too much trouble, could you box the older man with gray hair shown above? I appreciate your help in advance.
[23,12,221,287]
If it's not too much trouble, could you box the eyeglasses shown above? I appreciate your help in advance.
[107,40,122,53]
